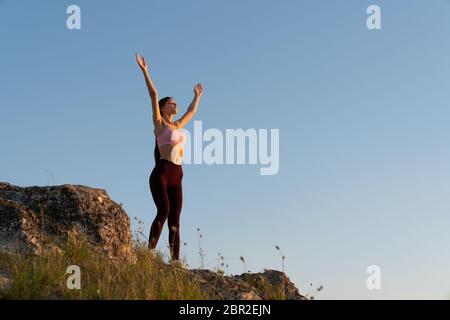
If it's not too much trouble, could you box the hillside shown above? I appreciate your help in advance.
[0,182,306,300]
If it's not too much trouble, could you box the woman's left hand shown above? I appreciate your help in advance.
[194,83,203,98]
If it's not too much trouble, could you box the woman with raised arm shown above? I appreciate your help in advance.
[136,52,203,265]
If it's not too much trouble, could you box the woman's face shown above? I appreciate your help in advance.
[162,98,178,115]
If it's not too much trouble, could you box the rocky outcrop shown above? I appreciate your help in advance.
[190,268,306,300]
[0,182,133,261]
[235,269,305,300]
[189,269,263,300]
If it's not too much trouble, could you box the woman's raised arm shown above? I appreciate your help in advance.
[174,83,204,128]
[136,53,161,125]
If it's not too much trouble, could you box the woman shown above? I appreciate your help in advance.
[136,53,203,263]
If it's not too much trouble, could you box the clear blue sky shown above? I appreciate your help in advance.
[1,0,450,299]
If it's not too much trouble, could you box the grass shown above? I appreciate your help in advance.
[0,230,212,300]
[0,226,314,300]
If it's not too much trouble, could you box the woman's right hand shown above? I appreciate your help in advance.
[135,52,148,71]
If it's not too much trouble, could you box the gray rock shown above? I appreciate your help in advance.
[189,268,263,300]
[180,268,306,300]
[0,182,133,261]
[235,269,307,300]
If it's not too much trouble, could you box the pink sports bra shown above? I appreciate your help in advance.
[156,126,187,147]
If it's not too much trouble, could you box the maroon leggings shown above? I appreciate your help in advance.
[148,158,183,261]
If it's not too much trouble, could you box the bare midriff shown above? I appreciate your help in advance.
[158,142,184,165]
[154,123,185,165]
